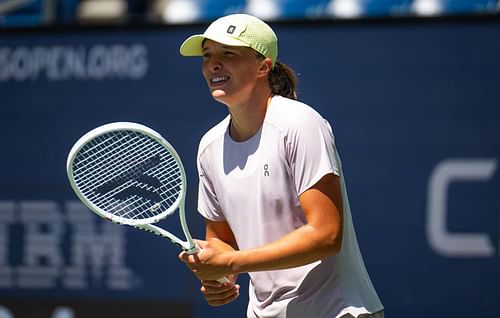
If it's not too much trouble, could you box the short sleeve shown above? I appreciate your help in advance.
[197,149,226,221]
[286,114,340,196]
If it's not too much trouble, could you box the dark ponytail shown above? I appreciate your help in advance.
[268,60,298,100]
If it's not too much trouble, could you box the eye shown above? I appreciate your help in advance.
[202,52,211,60]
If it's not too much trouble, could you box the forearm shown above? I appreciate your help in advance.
[227,174,343,275]
[199,174,343,278]
[228,222,341,275]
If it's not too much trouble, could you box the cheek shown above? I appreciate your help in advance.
[201,63,209,79]
[239,67,258,85]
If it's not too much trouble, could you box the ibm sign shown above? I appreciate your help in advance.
[0,201,135,290]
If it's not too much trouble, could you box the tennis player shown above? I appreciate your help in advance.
[178,14,384,318]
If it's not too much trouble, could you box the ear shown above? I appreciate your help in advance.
[257,58,273,78]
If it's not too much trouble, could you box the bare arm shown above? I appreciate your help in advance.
[205,218,238,250]
[230,173,343,273]
[180,173,343,280]
[193,219,240,306]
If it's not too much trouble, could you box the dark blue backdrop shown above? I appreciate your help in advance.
[1,18,499,318]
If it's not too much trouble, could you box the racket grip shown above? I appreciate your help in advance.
[217,276,231,284]
[189,243,231,284]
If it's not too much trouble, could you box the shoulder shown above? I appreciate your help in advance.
[265,95,329,132]
[198,115,230,159]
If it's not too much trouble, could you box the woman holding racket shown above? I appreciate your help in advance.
[178,14,384,318]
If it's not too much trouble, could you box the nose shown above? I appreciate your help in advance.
[205,55,222,73]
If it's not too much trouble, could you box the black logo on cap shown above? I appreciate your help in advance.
[227,25,236,34]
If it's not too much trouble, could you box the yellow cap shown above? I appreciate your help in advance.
[180,14,278,66]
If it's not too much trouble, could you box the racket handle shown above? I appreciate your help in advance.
[217,276,230,284]
[188,243,231,284]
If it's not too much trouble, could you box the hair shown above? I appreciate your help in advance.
[255,52,298,100]
[268,60,298,100]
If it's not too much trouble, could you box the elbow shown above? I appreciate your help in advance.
[309,219,343,257]
[314,228,342,257]
[326,231,343,256]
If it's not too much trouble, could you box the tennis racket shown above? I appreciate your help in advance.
[66,122,229,283]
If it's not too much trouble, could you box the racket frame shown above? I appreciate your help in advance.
[67,122,199,254]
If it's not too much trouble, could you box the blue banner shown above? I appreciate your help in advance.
[0,20,499,317]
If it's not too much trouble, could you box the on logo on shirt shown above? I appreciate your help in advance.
[264,164,270,177]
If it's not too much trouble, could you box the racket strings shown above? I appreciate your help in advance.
[74,133,141,180]
[75,131,162,190]
[86,155,180,215]
[86,159,181,220]
[73,132,134,172]
[72,130,184,222]
[77,145,166,196]
[101,167,183,220]
[75,132,152,186]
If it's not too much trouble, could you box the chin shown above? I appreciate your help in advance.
[212,90,230,104]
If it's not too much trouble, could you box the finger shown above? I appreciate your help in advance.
[203,283,239,296]
[202,285,240,303]
[194,239,208,249]
[178,251,185,262]
[178,251,192,263]
[179,252,200,267]
[201,283,234,294]
[205,286,240,307]
[201,280,223,288]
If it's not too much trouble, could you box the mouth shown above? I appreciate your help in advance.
[209,75,230,87]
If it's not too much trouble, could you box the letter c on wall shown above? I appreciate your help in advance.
[426,159,497,257]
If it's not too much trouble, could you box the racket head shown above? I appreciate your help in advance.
[67,122,187,226]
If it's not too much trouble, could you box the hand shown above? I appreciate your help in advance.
[179,238,236,281]
[200,276,240,306]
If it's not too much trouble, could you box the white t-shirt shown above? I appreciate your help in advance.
[197,95,383,318]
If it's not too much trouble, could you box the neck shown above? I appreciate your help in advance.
[228,91,272,142]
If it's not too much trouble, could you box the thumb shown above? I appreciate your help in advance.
[194,239,208,250]
[178,250,193,263]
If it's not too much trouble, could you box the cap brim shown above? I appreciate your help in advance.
[180,34,251,56]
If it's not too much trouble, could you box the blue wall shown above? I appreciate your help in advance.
[0,19,499,317]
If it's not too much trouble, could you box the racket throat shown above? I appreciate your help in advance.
[134,223,195,251]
